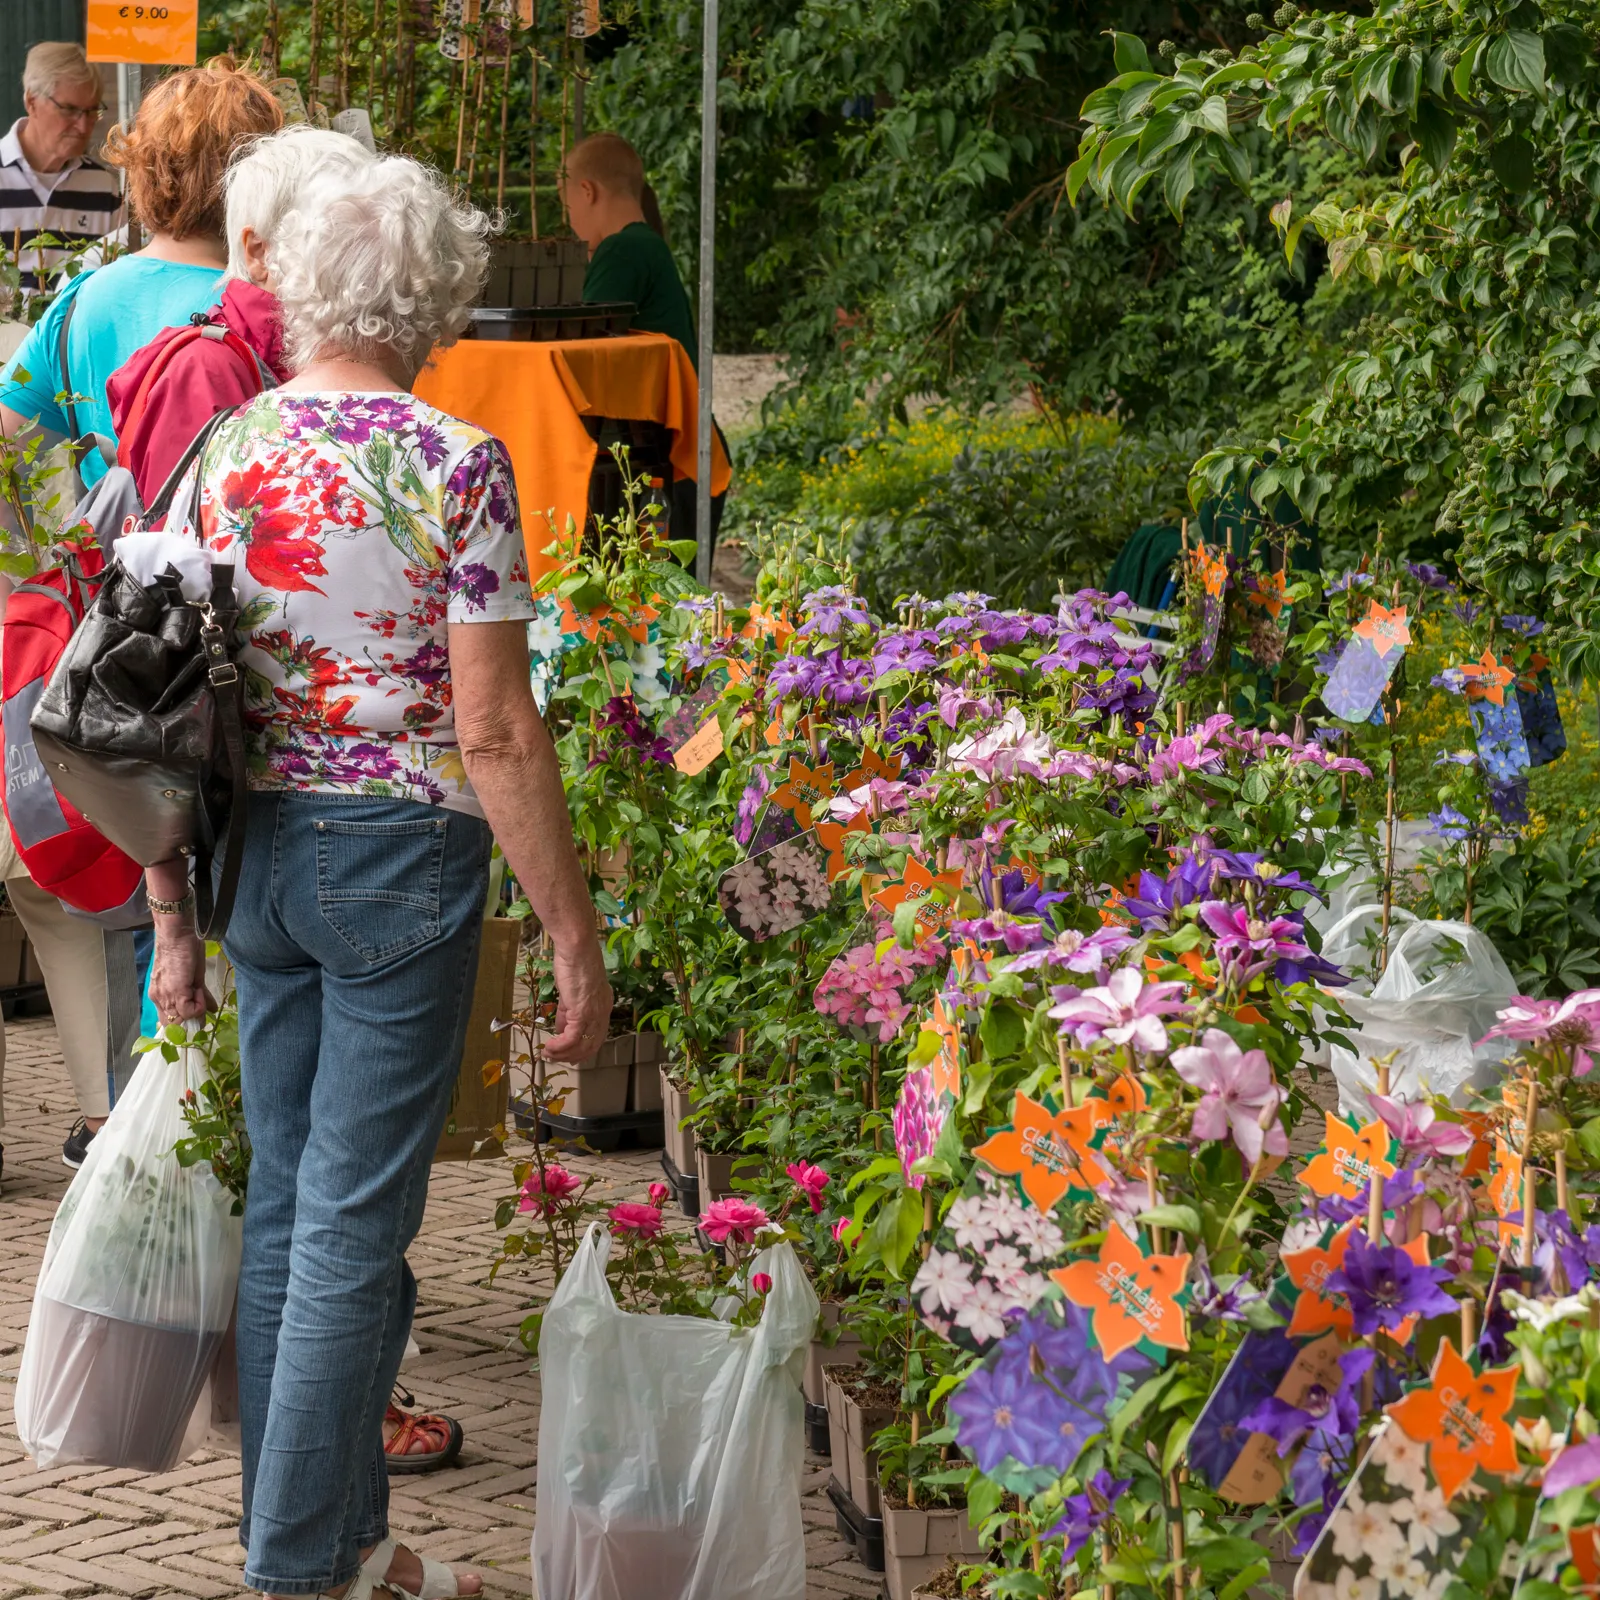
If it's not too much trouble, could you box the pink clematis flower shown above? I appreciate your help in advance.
[787,1161,831,1213]
[1170,1027,1288,1165]
[701,1197,771,1246]
[1481,990,1600,1075]
[608,1202,665,1239]
[1049,967,1190,1053]
[518,1164,584,1215]
[1367,1092,1475,1158]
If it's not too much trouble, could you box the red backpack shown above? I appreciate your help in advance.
[0,317,268,925]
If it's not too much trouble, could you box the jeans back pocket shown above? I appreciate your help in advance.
[314,812,448,963]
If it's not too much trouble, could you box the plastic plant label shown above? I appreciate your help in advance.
[871,856,965,945]
[1297,1413,1533,1600]
[839,747,905,795]
[1322,602,1410,723]
[1517,668,1566,768]
[1296,1112,1399,1201]
[1353,600,1411,658]
[1283,1220,1430,1344]
[768,756,836,830]
[1386,1340,1519,1502]
[1049,1223,1191,1362]
[717,833,832,942]
[924,995,964,1100]
[1470,694,1533,786]
[893,1065,948,1190]
[1487,1136,1526,1249]
[972,1090,1111,1212]
[815,809,872,884]
[1458,647,1517,704]
[1189,1324,1346,1504]
[672,717,723,776]
[1189,541,1229,672]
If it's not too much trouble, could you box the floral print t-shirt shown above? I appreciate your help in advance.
[182,391,535,818]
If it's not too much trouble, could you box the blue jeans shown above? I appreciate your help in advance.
[225,791,491,1595]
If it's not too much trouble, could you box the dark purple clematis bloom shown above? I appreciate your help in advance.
[1452,599,1482,624]
[594,695,673,766]
[1121,857,1216,930]
[1533,1208,1600,1292]
[872,630,941,675]
[1048,1470,1131,1559]
[1188,1260,1270,1322]
[972,610,1035,648]
[1325,572,1373,596]
[814,650,875,706]
[975,864,1066,920]
[1406,561,1453,591]
[1323,1233,1457,1336]
[767,654,824,701]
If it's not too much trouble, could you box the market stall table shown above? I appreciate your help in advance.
[413,330,731,577]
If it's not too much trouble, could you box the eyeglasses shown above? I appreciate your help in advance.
[41,94,106,124]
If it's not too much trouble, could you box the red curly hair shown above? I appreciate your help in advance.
[102,57,283,241]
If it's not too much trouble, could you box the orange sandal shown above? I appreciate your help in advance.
[384,1391,463,1475]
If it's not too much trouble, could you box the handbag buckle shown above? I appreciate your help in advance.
[208,662,239,687]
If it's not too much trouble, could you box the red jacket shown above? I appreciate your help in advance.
[106,279,292,503]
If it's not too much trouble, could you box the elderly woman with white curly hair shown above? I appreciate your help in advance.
[144,137,612,1600]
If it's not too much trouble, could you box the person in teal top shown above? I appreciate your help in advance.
[0,258,227,484]
[562,131,699,364]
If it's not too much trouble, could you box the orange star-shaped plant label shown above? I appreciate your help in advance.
[1387,1340,1520,1503]
[1487,1137,1524,1249]
[1284,1224,1431,1342]
[1194,541,1229,599]
[769,757,836,829]
[1248,569,1289,620]
[1568,1525,1600,1592]
[872,857,965,944]
[1297,1113,1397,1201]
[558,592,609,640]
[1458,649,1517,707]
[840,747,905,793]
[972,1091,1109,1214]
[1352,600,1411,660]
[1049,1224,1191,1362]
[739,603,794,648]
[928,996,962,1100]
[815,809,872,883]
[1459,1110,1493,1181]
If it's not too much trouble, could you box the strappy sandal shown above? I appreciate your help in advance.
[319,1541,401,1600]
[358,1537,479,1600]
[384,1388,464,1476]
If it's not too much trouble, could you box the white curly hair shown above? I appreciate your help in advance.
[267,155,490,377]
[224,127,377,280]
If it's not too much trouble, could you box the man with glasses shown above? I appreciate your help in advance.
[0,43,123,294]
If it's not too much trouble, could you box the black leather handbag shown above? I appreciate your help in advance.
[29,408,249,939]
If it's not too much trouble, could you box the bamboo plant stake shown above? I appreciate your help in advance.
[336,0,351,108]
[528,37,540,236]
[1378,720,1399,974]
[309,0,325,113]
[466,43,491,191]
[1520,1078,1541,1273]
[264,0,281,78]
[368,0,387,124]
[495,24,515,210]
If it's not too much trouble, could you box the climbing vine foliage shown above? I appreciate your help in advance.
[1073,2,1600,678]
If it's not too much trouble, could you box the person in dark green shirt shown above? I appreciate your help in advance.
[562,131,699,364]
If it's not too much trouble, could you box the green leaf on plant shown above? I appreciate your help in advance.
[1112,32,1151,76]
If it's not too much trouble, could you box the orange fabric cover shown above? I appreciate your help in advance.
[412,331,731,577]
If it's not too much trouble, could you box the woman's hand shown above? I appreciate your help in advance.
[542,937,614,1063]
[149,921,211,1026]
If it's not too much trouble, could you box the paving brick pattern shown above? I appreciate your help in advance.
[0,1017,885,1599]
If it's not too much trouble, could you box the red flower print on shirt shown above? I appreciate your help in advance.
[220,459,329,594]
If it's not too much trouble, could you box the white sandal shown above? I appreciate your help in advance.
[357,1538,478,1600]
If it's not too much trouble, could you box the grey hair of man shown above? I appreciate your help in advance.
[222,126,378,280]
[22,42,100,104]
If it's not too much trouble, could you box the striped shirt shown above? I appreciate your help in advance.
[0,120,123,294]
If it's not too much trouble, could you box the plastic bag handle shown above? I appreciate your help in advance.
[1320,902,1417,948]
[1388,916,1497,967]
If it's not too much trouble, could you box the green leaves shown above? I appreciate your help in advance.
[1491,133,1537,191]
[1413,98,1457,174]
[1112,32,1150,76]
[1486,30,1547,97]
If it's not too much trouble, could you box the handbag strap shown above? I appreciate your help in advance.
[192,561,248,941]
[143,403,241,530]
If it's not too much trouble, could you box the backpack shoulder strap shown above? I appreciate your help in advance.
[56,291,81,443]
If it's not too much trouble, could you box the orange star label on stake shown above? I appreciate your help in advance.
[1283,1224,1431,1343]
[1050,1224,1191,1362]
[1458,649,1517,706]
[972,1091,1109,1215]
[840,747,906,793]
[1297,1113,1397,1201]
[1487,1137,1525,1248]
[1352,601,1411,660]
[929,996,962,1100]
[872,857,965,944]
[769,757,836,829]
[1194,542,1228,599]
[1386,1340,1520,1503]
[1248,570,1289,620]
[815,809,872,884]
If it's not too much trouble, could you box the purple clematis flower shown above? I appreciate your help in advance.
[1048,1470,1132,1559]
[1533,1208,1600,1293]
[1049,968,1190,1053]
[1323,1233,1457,1336]
[1481,990,1600,1076]
[1325,571,1373,596]
[872,630,941,675]
[797,585,872,636]
[1406,561,1453,591]
[1003,925,1136,977]
[1500,613,1544,637]
[1545,1435,1600,1497]
[949,1357,1067,1474]
[1429,804,1474,842]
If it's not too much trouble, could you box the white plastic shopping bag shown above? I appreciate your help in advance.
[1326,914,1518,1116]
[15,1036,243,1471]
[533,1222,819,1600]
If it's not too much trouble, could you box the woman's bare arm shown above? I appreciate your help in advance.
[450,618,612,1061]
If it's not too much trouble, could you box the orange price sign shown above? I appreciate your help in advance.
[87,0,199,64]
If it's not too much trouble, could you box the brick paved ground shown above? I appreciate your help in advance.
[0,1016,884,1600]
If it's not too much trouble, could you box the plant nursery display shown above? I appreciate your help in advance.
[485,471,1600,1600]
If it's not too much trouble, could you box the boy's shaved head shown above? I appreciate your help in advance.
[565,132,645,200]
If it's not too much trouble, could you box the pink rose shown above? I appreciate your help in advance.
[608,1202,664,1239]
[751,1272,773,1295]
[701,1197,770,1245]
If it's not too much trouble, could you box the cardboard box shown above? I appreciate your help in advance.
[434,918,521,1162]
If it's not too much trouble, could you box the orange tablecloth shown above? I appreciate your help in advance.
[413,331,731,577]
